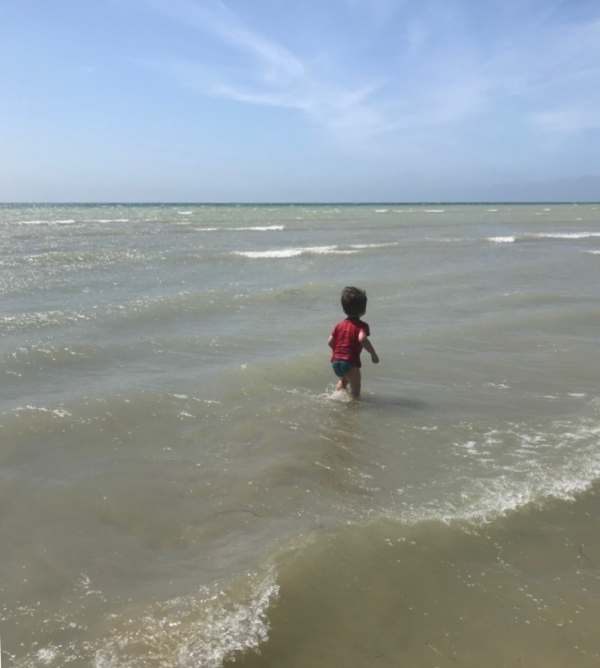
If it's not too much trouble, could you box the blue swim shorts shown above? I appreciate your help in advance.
[331,360,353,378]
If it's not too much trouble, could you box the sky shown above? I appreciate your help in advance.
[1,0,599,202]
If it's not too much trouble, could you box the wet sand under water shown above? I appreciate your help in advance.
[233,484,600,668]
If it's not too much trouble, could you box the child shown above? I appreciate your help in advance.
[328,286,379,399]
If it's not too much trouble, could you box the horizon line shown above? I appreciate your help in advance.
[1,200,599,206]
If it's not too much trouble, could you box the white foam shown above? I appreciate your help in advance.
[349,242,399,249]
[90,218,130,223]
[374,209,389,213]
[326,388,353,403]
[0,310,92,332]
[231,225,284,231]
[400,418,600,527]
[190,225,284,232]
[235,249,303,259]
[93,570,279,668]
[178,211,193,215]
[181,572,278,667]
[487,208,499,212]
[16,219,76,225]
[14,405,72,418]
[301,246,360,255]
[535,232,600,240]
[488,236,515,243]
[425,209,445,213]
[233,246,359,259]
[36,647,59,664]
[490,232,600,244]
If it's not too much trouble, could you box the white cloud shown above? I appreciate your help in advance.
[147,0,392,141]
[145,0,600,144]
[148,0,305,85]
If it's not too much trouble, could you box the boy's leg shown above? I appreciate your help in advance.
[346,367,361,399]
[336,376,348,391]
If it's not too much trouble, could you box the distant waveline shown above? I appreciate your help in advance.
[191,225,286,232]
[233,242,400,259]
[489,232,600,243]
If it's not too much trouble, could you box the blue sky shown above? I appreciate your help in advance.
[1,0,599,201]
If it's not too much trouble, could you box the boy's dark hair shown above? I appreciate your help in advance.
[341,286,367,317]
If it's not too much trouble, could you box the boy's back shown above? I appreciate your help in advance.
[330,318,370,367]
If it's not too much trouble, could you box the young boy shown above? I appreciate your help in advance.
[328,286,379,399]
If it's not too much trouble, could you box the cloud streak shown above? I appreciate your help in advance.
[145,0,396,140]
[146,0,600,142]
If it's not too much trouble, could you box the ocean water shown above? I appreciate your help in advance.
[2,202,600,666]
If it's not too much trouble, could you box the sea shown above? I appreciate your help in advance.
[2,202,600,667]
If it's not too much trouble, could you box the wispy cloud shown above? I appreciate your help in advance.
[145,0,398,140]
[149,0,305,83]
[145,0,600,142]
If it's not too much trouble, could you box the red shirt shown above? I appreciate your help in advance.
[330,318,370,367]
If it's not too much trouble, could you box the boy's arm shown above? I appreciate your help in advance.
[359,331,379,363]
[328,335,334,349]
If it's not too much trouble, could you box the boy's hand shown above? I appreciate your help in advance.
[371,352,379,364]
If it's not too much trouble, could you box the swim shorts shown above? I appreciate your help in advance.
[331,360,353,378]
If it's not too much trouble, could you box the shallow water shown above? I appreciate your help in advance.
[2,203,600,666]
